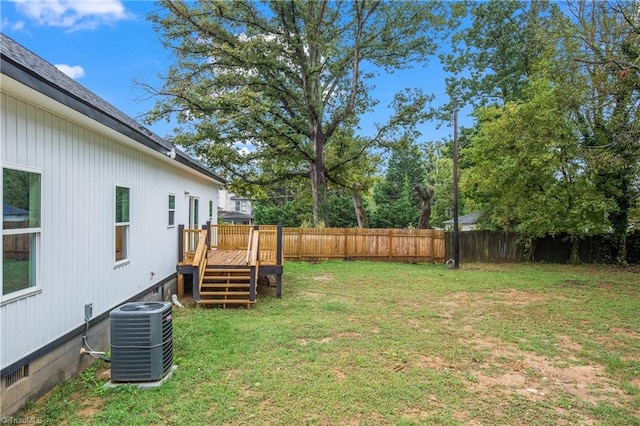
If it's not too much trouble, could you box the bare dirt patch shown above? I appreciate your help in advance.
[466,336,628,408]
[608,327,640,340]
[312,274,332,282]
[556,335,583,354]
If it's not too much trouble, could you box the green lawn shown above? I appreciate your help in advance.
[23,262,640,425]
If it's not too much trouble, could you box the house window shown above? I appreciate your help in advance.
[115,186,129,263]
[2,167,41,297]
[209,200,213,220]
[168,194,176,227]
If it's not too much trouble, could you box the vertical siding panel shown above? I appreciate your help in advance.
[42,110,54,341]
[55,117,65,328]
[15,99,27,165]
[1,93,5,161]
[3,94,16,162]
[26,104,36,167]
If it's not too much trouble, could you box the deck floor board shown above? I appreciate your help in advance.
[207,249,247,267]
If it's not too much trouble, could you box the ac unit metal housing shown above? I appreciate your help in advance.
[110,301,173,382]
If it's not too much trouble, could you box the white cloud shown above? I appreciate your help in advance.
[55,64,85,79]
[3,18,25,30]
[11,0,131,31]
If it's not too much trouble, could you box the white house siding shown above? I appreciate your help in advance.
[0,90,219,370]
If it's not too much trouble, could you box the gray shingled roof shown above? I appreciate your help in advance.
[0,33,224,184]
[442,211,481,225]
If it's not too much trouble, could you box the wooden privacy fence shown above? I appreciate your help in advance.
[445,231,523,263]
[282,227,445,263]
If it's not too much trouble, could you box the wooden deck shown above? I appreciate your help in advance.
[206,249,247,267]
[177,224,284,306]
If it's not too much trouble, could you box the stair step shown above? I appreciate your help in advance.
[197,299,256,305]
[205,268,250,273]
[203,275,250,280]
[201,283,250,289]
[200,291,250,297]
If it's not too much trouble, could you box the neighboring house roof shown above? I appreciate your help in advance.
[3,203,29,216]
[442,211,482,226]
[0,33,224,185]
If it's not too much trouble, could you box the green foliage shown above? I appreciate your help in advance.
[146,0,449,224]
[563,0,640,262]
[441,0,639,261]
[372,140,426,228]
[463,72,610,243]
[253,191,313,227]
[253,188,365,228]
[442,0,555,107]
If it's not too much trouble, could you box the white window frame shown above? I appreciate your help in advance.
[168,193,176,228]
[1,164,42,303]
[114,185,130,267]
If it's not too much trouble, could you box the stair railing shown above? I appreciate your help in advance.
[191,229,208,301]
[247,228,260,302]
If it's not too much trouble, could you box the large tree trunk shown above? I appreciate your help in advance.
[351,184,368,228]
[415,184,434,229]
[310,127,328,226]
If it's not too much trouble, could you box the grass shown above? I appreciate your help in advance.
[21,261,640,425]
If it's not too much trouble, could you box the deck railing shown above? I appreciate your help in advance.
[209,224,280,265]
[182,228,203,263]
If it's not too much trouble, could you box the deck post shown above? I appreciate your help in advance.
[249,266,257,302]
[193,267,200,302]
[205,220,211,248]
[276,274,282,299]
[276,223,283,266]
[178,224,184,263]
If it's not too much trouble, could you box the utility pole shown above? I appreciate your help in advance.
[452,107,460,269]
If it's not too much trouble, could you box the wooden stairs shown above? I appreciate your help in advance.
[198,266,256,308]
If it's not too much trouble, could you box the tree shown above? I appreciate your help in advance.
[441,0,554,108]
[563,0,640,262]
[145,0,448,225]
[463,72,610,261]
[371,140,425,228]
[443,0,640,263]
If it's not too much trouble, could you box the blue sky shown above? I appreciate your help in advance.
[1,0,469,143]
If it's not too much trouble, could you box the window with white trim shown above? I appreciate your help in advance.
[2,166,41,297]
[168,194,176,227]
[115,186,129,263]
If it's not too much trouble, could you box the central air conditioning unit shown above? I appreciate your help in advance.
[110,301,173,382]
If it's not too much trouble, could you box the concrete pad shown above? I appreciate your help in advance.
[103,365,177,389]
